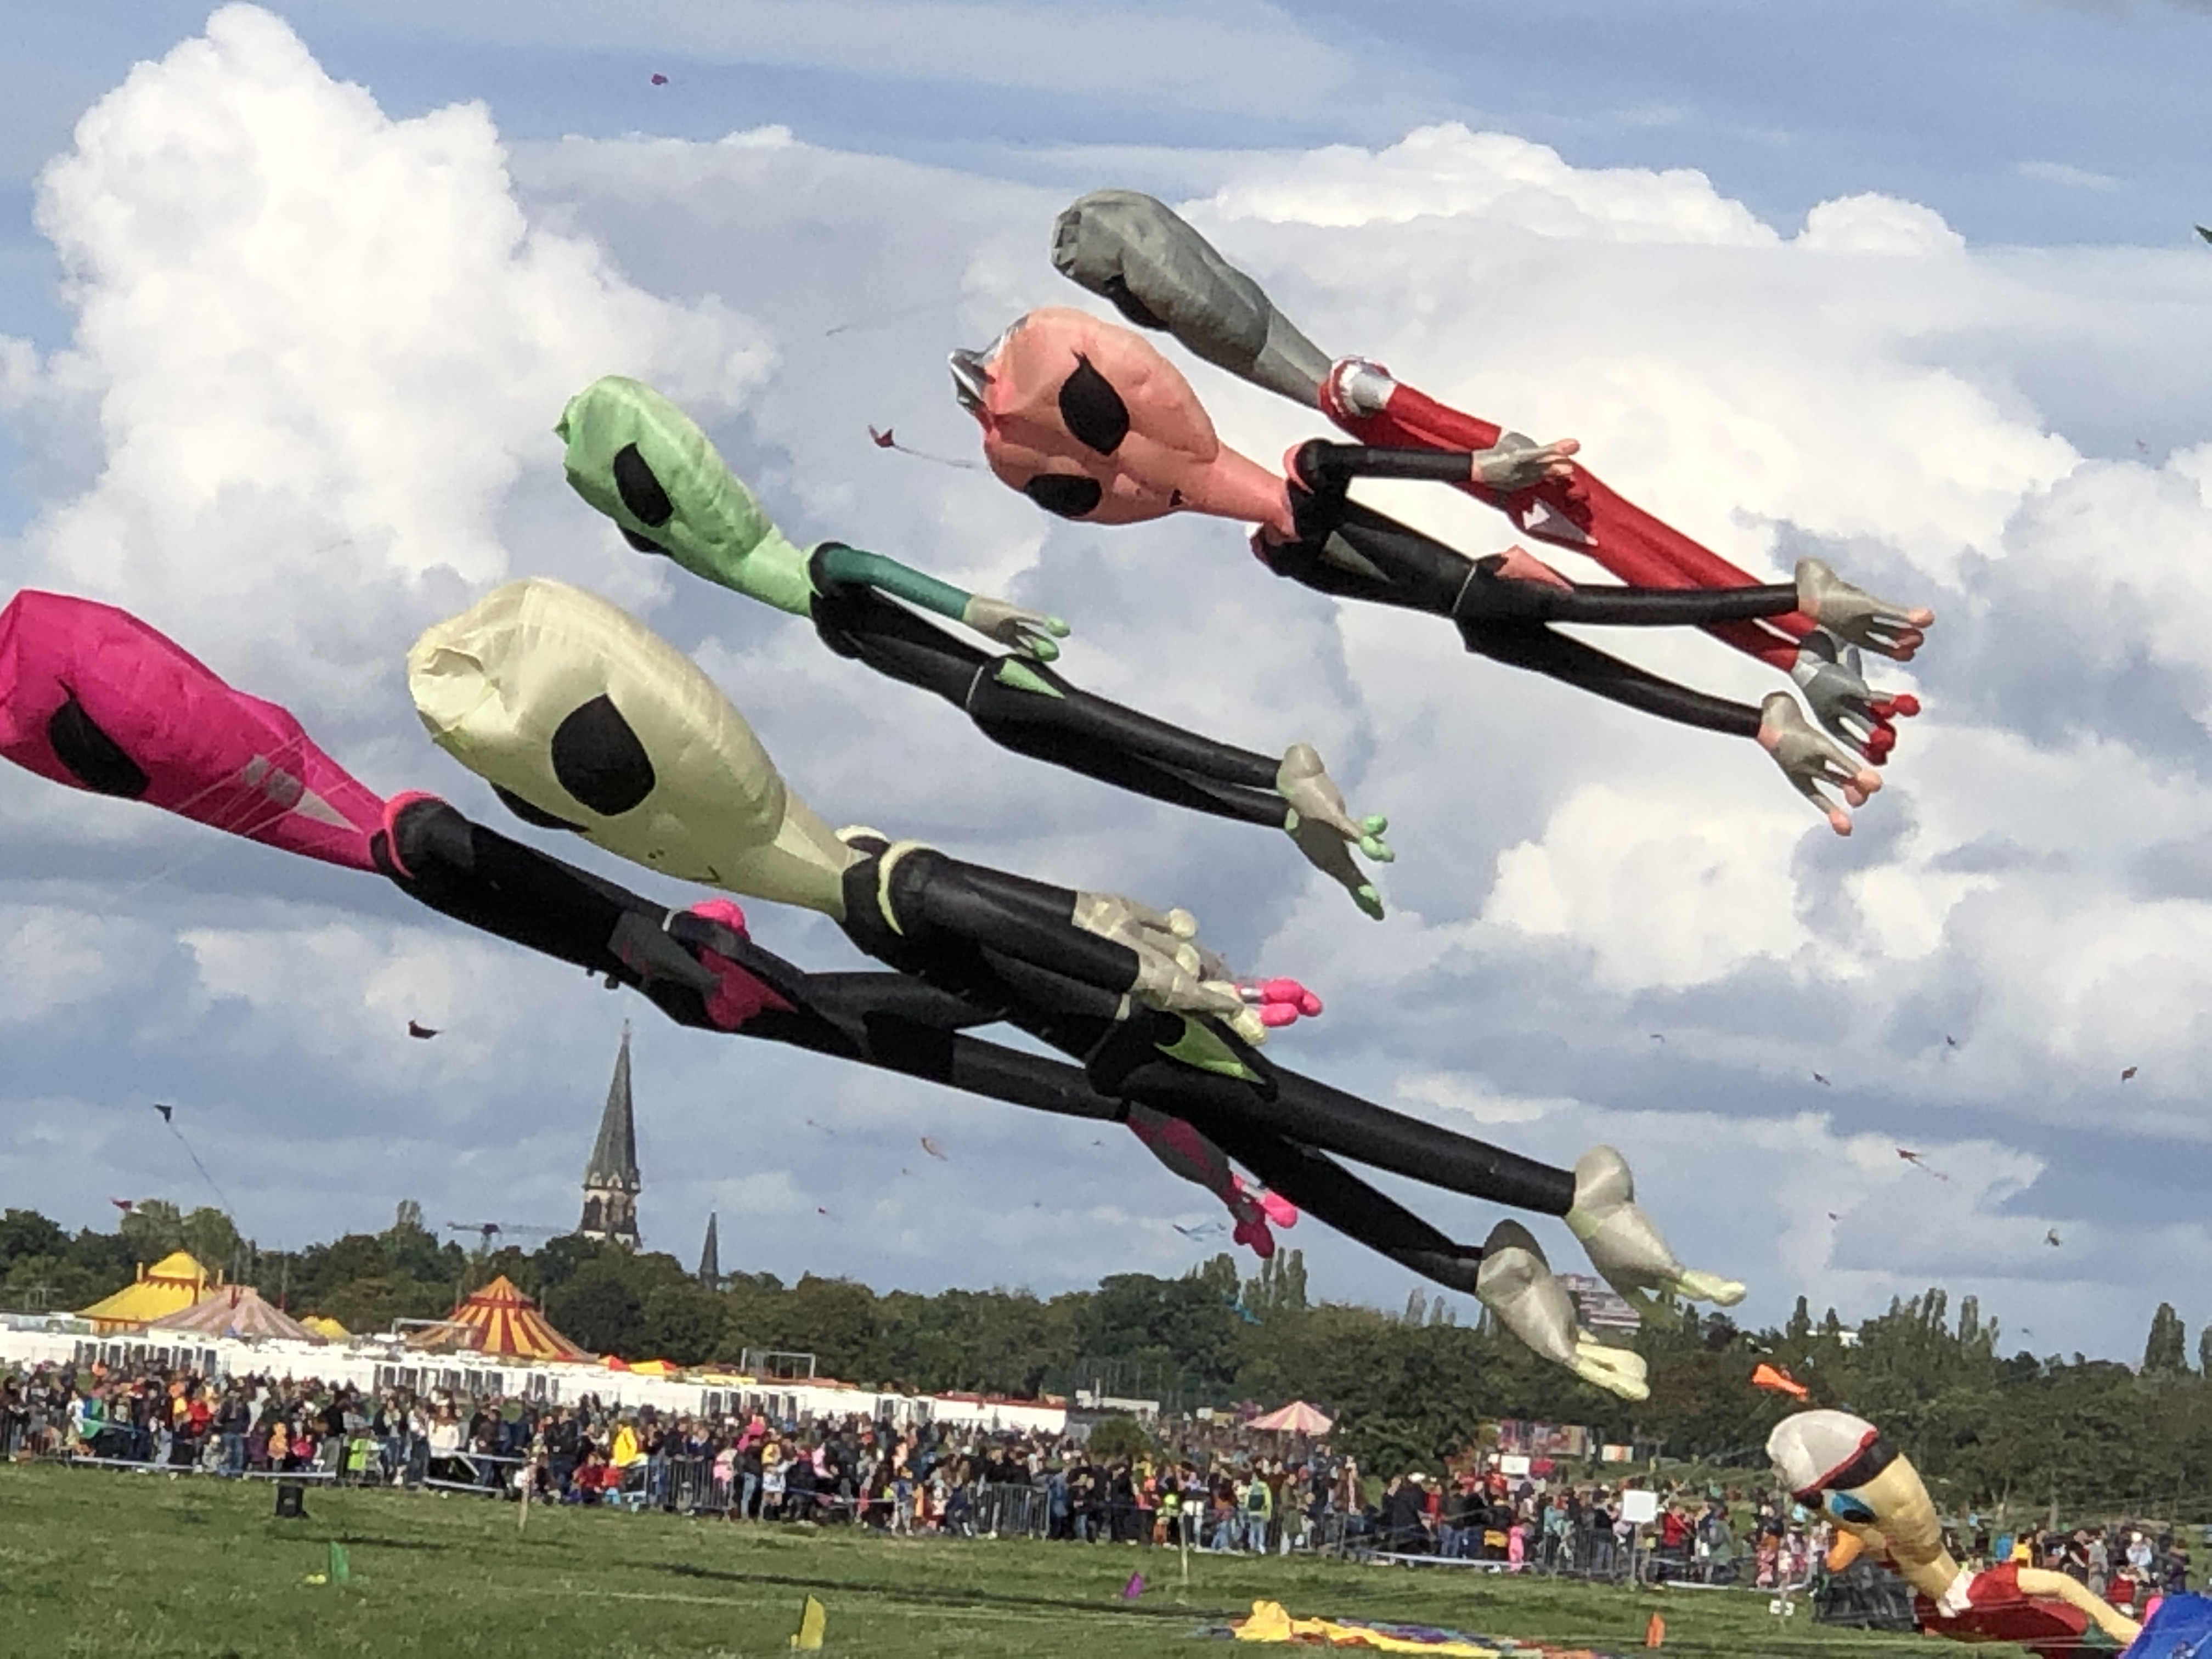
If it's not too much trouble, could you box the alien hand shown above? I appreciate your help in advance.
[1795,558,1933,662]
[1476,1221,1651,1401]
[1277,742,1391,919]
[1221,1186,1291,1256]
[962,594,1071,662]
[1791,629,1922,763]
[1278,743,1391,857]
[1758,692,1881,836]
[1566,1146,1747,1326]
[1073,892,1244,1022]
[1238,977,1324,1030]
[1471,433,1581,492]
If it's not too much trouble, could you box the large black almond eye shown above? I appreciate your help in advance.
[619,526,667,555]
[47,695,149,799]
[611,443,675,527]
[1057,354,1130,455]
[1023,473,1104,519]
[493,782,585,834]
[549,695,656,817]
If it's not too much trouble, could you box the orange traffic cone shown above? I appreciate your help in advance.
[1644,1610,1666,1648]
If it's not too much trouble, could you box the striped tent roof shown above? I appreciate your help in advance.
[148,1284,324,1344]
[1248,1400,1334,1435]
[410,1274,584,1362]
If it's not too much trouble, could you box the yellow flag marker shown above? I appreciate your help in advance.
[791,1595,827,1651]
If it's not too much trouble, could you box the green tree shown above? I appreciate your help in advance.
[548,1271,644,1356]
[0,1210,67,1266]
[179,1207,241,1274]
[640,1283,724,1365]
[119,1200,185,1261]
[2145,1303,2189,1378]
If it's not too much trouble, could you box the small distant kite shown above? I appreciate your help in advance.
[1649,1033,1664,1043]
[2045,1228,2062,1247]
[1944,1035,1958,1048]
[815,1206,828,1216]
[1750,1363,1810,1401]
[2121,1065,2138,1081]
[1826,1211,1840,1222]
[152,1103,173,1122]
[1897,1148,1950,1182]
[865,425,978,470]
[804,1118,837,1137]
[1173,1221,1227,1241]
[650,73,669,86]
[2197,225,2211,245]
[109,1198,135,1214]
[407,1020,439,1040]
[919,1136,947,1161]
[1811,1072,1831,1087]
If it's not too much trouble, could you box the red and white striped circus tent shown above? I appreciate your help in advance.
[408,1274,584,1362]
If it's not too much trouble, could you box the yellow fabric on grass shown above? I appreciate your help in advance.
[1232,1601,1503,1656]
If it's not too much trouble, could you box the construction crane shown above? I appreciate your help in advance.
[445,1221,564,1253]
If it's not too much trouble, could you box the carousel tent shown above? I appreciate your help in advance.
[408,1275,584,1362]
[149,1285,324,1344]
[1248,1401,1334,1435]
[77,1251,216,1332]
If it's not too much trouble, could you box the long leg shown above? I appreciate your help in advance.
[1458,554,1797,628]
[1090,1019,1578,1218]
[812,585,1288,826]
[1459,620,1764,738]
[1189,1110,1488,1297]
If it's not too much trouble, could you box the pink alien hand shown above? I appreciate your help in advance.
[1242,977,1324,1029]
[686,899,794,1031]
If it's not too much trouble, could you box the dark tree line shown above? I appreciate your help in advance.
[9,1200,2212,1506]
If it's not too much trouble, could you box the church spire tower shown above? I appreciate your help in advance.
[697,1212,720,1287]
[578,1024,642,1249]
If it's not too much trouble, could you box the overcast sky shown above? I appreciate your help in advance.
[3,2,2210,1365]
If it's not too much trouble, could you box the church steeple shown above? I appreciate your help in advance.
[697,1212,720,1286]
[578,1024,641,1249]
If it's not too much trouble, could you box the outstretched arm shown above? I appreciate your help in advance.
[811,580,1391,913]
[560,374,1072,656]
[810,543,1068,661]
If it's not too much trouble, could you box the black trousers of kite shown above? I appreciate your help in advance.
[1266,443,1805,740]
[810,582,1290,828]
[382,799,1549,1297]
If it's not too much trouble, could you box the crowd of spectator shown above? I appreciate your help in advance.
[3,1357,2202,1608]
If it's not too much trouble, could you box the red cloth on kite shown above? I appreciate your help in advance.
[1911,1564,2097,1658]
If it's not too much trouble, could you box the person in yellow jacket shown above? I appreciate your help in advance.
[611,1420,645,1469]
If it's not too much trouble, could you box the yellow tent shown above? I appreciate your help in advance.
[300,1314,351,1340]
[77,1251,217,1333]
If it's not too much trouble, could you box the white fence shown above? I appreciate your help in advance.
[0,1317,1066,1434]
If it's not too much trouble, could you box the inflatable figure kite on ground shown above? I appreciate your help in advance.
[556,376,1392,917]
[0,588,1288,1257]
[1769,1409,2143,1656]
[950,190,1938,835]
[404,575,1748,1395]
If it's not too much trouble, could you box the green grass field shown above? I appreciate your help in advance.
[0,1464,2017,1657]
